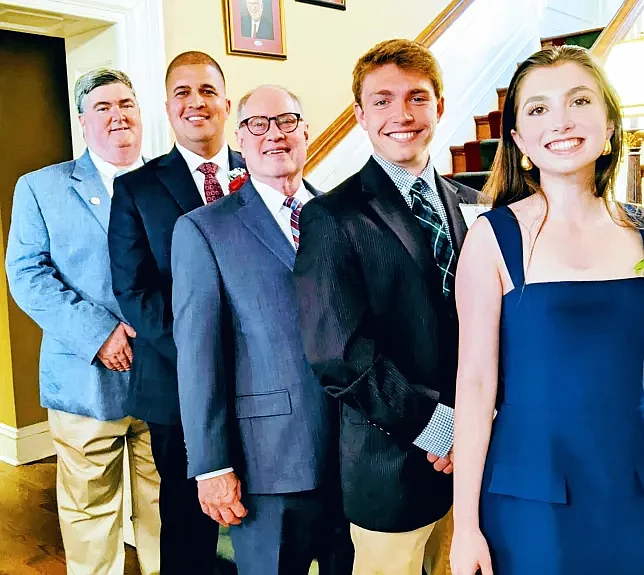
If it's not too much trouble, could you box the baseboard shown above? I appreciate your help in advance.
[0,421,55,466]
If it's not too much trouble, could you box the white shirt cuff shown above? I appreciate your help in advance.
[196,467,234,481]
[412,404,454,458]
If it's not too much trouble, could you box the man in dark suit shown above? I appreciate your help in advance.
[171,85,352,575]
[241,0,274,41]
[108,51,244,574]
[294,39,479,575]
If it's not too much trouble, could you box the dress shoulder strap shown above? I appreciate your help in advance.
[479,206,525,289]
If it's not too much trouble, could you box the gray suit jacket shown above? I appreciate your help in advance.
[5,150,130,420]
[171,178,337,493]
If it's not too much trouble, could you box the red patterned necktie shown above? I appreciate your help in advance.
[197,162,224,204]
[283,196,302,249]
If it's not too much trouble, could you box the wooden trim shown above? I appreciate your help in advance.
[591,0,644,61]
[303,0,477,176]
[541,27,604,45]
[415,0,477,46]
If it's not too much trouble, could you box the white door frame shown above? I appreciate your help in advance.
[5,0,171,157]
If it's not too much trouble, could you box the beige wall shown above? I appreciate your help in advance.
[163,0,447,145]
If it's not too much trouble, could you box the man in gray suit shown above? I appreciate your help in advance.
[171,85,352,575]
[5,69,160,575]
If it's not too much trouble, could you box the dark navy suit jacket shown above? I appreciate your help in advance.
[171,178,337,493]
[108,145,245,425]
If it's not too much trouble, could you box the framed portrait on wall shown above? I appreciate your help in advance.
[294,0,346,10]
[223,0,287,59]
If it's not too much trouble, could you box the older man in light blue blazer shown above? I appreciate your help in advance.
[5,69,160,575]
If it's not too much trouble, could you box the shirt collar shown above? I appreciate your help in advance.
[251,177,312,218]
[373,153,437,197]
[176,142,230,174]
[88,148,143,180]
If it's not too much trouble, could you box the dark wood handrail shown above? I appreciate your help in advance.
[303,0,477,176]
[591,0,644,60]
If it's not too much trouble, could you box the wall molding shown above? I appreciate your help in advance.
[0,421,54,466]
[3,0,170,158]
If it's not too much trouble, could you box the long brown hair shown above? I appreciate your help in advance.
[482,45,623,209]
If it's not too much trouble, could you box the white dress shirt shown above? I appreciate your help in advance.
[252,178,313,248]
[88,149,143,198]
[196,177,312,482]
[175,142,231,204]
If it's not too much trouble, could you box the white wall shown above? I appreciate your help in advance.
[65,25,118,157]
[539,0,624,38]
[308,0,543,191]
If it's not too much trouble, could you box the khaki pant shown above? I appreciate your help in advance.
[48,409,161,575]
[350,509,453,575]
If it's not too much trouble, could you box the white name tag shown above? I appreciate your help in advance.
[459,204,491,229]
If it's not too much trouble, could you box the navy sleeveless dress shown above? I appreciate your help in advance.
[479,206,644,574]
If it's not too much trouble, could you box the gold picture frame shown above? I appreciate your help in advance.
[223,0,287,60]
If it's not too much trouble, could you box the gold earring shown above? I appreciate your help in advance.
[520,154,533,170]
[601,139,612,156]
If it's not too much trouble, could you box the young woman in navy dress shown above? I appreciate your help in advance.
[450,45,644,575]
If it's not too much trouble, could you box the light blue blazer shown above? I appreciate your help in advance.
[5,150,130,420]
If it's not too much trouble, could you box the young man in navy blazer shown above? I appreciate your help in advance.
[294,39,479,575]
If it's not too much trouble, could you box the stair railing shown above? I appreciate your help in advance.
[591,0,644,60]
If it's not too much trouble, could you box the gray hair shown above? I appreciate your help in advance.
[237,84,304,124]
[74,68,136,114]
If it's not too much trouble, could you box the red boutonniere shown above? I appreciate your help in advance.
[228,168,249,192]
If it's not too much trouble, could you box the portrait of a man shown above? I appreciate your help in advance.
[241,0,274,41]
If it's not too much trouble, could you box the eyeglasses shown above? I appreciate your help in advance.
[239,113,302,136]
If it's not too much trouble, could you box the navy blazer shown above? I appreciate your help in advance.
[108,145,245,425]
[171,178,337,493]
[294,158,479,531]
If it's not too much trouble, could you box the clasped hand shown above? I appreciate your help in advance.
[198,471,248,527]
[97,322,136,371]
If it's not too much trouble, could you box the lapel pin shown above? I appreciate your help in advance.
[90,196,101,205]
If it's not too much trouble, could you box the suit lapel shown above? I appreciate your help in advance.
[70,150,111,233]
[235,179,295,270]
[303,179,322,197]
[435,173,470,255]
[228,148,246,171]
[361,158,431,275]
[157,146,204,214]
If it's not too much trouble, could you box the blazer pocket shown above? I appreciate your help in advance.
[488,463,568,504]
[344,405,369,425]
[235,390,292,419]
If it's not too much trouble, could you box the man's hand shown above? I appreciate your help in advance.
[197,472,248,527]
[427,450,453,474]
[97,322,136,371]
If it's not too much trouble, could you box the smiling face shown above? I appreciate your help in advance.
[165,63,230,158]
[354,63,444,176]
[79,82,142,166]
[236,86,308,190]
[511,61,614,180]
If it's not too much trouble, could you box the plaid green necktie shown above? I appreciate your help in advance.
[409,179,455,297]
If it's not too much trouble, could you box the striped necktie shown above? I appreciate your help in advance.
[283,196,302,249]
[409,179,455,297]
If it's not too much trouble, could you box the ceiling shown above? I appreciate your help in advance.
[0,3,109,38]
